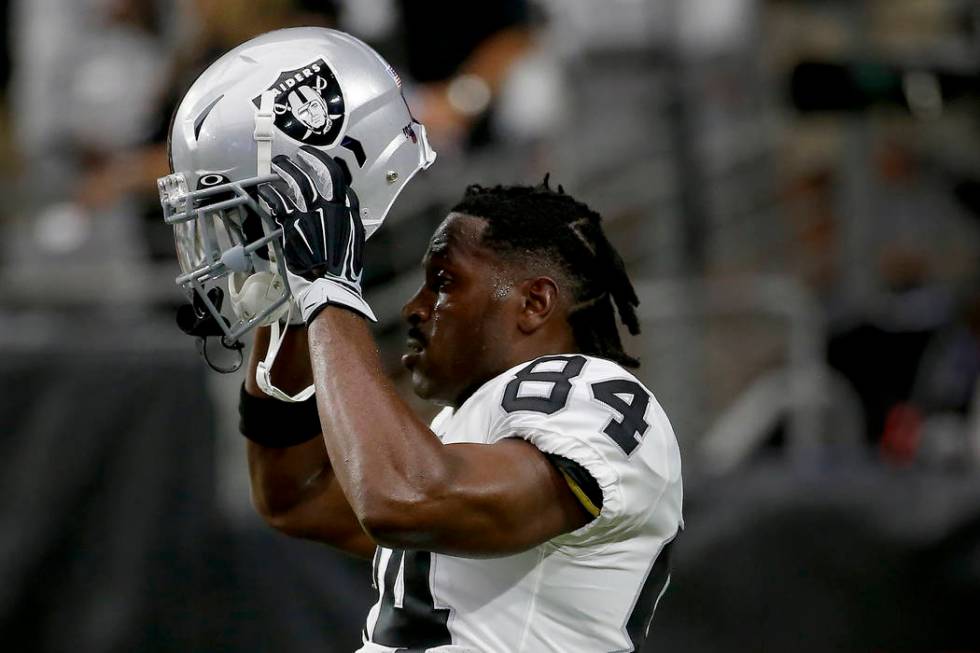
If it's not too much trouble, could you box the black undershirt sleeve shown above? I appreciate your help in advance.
[545,454,604,520]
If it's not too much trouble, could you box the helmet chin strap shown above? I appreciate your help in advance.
[254,91,275,176]
[255,305,316,402]
[253,90,316,403]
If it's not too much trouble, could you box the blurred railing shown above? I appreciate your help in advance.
[631,276,864,474]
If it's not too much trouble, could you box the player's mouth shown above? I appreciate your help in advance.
[402,330,426,369]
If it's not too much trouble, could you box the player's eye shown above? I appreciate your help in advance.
[429,269,452,292]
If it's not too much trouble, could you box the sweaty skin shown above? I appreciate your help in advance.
[245,326,375,558]
[248,214,592,557]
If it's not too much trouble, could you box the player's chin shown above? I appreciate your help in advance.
[404,354,447,401]
[403,353,427,386]
[409,368,435,400]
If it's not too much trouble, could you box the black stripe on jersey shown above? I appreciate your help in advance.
[371,547,381,589]
[625,536,675,650]
[371,549,451,650]
[546,454,603,517]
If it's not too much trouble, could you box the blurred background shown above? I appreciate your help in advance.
[1,0,979,651]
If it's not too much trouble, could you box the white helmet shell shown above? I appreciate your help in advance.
[168,26,435,237]
[159,27,435,359]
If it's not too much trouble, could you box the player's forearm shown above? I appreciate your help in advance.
[244,325,314,397]
[246,437,376,558]
[247,438,329,521]
[242,325,374,555]
[244,325,330,520]
[307,308,453,543]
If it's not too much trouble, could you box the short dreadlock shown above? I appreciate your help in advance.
[450,176,641,368]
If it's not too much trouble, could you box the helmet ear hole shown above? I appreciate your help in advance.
[199,173,226,187]
[193,173,237,208]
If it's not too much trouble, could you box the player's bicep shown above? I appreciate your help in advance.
[422,439,592,556]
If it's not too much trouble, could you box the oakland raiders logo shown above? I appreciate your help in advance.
[253,59,345,146]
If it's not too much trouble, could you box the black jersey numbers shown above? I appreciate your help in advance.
[371,549,451,650]
[591,379,651,455]
[501,356,652,456]
[501,355,587,415]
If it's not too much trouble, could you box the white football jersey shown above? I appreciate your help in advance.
[358,354,683,652]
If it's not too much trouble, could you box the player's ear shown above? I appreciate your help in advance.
[516,276,560,335]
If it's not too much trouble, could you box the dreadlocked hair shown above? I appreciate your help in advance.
[451,175,642,368]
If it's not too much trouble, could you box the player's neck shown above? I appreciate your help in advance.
[447,338,580,410]
[508,330,580,369]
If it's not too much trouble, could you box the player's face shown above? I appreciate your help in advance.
[401,213,518,406]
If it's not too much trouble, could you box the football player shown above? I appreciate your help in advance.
[243,156,683,651]
[162,27,682,653]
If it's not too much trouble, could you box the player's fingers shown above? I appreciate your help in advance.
[347,186,365,279]
[296,146,347,203]
[272,155,316,210]
[346,185,362,226]
[257,180,293,222]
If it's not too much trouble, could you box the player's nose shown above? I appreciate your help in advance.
[401,284,431,325]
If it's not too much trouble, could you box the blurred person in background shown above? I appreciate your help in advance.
[342,0,537,152]
[394,0,533,152]
[9,0,172,262]
[75,0,340,260]
[901,280,980,467]
[826,139,980,457]
[6,0,337,269]
[5,0,545,280]
[22,0,537,267]
[0,0,15,203]
[70,0,174,215]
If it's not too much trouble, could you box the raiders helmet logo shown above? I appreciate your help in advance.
[253,59,345,146]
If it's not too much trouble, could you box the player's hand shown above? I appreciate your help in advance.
[258,147,375,324]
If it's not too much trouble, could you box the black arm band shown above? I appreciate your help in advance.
[238,383,321,448]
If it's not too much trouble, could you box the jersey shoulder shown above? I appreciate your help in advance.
[483,354,682,542]
[486,354,659,453]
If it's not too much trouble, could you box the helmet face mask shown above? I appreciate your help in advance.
[159,170,291,346]
[159,28,436,369]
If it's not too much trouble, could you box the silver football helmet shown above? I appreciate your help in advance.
[158,27,436,371]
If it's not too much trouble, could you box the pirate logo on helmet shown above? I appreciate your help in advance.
[253,58,345,146]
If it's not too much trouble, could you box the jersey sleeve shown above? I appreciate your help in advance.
[487,355,682,546]
[429,406,454,433]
